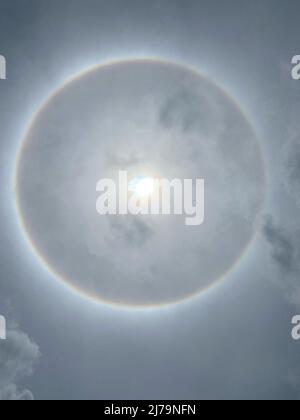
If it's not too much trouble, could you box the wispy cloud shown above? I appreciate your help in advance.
[263,216,300,305]
[0,325,40,400]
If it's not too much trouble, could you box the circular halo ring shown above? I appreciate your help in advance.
[14,57,267,310]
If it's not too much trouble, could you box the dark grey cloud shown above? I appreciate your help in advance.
[110,217,154,248]
[263,112,300,305]
[263,216,300,305]
[263,216,295,273]
[282,124,300,208]
[159,87,215,134]
[0,325,40,400]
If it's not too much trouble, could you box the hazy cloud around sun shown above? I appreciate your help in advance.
[17,60,265,307]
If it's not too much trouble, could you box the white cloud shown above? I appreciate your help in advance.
[0,326,40,401]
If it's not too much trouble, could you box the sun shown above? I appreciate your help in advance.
[129,176,155,198]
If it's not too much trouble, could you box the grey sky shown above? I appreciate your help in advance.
[0,0,300,400]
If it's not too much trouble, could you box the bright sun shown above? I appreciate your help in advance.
[129,176,154,197]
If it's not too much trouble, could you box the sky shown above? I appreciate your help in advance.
[0,0,300,400]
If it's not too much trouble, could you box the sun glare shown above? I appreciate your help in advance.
[129,176,154,198]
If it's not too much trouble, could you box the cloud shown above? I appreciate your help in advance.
[159,87,215,134]
[263,216,300,305]
[280,110,300,209]
[282,136,300,208]
[16,61,264,306]
[110,217,154,247]
[0,325,40,401]
[264,118,300,305]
